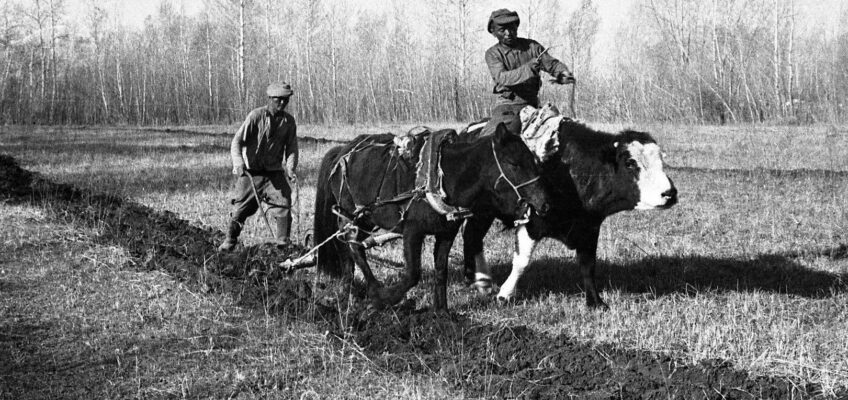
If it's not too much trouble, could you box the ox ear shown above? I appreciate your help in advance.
[492,122,511,143]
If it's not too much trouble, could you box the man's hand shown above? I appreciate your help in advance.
[555,72,575,85]
[528,58,541,74]
[232,165,245,176]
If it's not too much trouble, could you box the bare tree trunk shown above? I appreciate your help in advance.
[115,55,125,119]
[48,0,60,122]
[26,47,36,121]
[35,0,46,102]
[1,47,10,106]
[786,0,795,117]
[206,22,214,121]
[238,0,246,107]
[369,68,378,121]
[134,67,141,123]
[305,1,319,122]
[141,64,147,124]
[455,0,469,121]
[773,0,782,117]
[710,0,720,90]
[98,58,109,120]
[328,7,339,123]
[330,31,338,122]
[264,0,272,81]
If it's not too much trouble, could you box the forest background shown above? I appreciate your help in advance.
[2,0,846,126]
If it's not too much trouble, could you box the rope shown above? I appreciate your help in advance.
[491,140,542,202]
[279,222,356,271]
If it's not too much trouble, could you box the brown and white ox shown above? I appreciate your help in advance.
[460,113,678,309]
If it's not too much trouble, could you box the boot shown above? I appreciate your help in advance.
[217,220,242,252]
[274,213,292,246]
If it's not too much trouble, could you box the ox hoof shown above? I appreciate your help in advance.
[587,299,610,311]
[496,295,517,306]
[394,297,416,312]
[430,307,450,317]
[358,304,383,323]
[476,285,494,296]
[365,283,385,302]
[473,279,495,296]
[368,298,390,311]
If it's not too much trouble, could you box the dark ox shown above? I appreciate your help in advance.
[461,119,678,309]
[313,125,550,310]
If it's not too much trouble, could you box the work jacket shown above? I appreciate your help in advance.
[485,38,570,108]
[230,106,298,174]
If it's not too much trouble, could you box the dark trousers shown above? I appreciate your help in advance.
[228,170,292,238]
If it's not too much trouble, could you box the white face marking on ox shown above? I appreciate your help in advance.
[497,224,538,301]
[626,141,675,210]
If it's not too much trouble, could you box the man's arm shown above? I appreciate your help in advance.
[486,47,539,88]
[284,121,299,181]
[230,113,253,174]
[537,44,574,84]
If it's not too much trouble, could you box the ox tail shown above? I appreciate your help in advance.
[314,145,347,277]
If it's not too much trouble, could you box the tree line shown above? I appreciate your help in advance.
[1,0,845,126]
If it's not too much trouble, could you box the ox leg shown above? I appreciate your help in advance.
[336,239,356,277]
[576,245,608,310]
[375,229,424,308]
[462,216,495,295]
[347,243,383,302]
[497,225,538,302]
[432,233,456,311]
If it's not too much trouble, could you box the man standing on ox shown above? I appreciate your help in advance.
[218,82,299,252]
[480,8,575,136]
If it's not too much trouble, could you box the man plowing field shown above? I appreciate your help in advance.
[218,82,300,252]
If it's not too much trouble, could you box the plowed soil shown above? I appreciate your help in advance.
[1,154,838,399]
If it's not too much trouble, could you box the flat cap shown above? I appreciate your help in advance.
[488,9,519,32]
[266,82,293,97]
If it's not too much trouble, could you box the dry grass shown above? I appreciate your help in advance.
[2,122,847,398]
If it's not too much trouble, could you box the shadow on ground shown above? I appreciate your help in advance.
[2,153,844,399]
[501,251,847,302]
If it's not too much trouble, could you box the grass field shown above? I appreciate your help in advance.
[1,123,847,398]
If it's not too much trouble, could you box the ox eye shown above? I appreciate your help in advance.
[625,159,638,170]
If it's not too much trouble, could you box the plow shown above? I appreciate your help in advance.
[279,205,403,273]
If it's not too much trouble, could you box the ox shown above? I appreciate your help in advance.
[461,117,678,309]
[313,125,550,310]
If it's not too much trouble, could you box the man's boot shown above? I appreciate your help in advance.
[217,220,242,252]
[275,213,292,246]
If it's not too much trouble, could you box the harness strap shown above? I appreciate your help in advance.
[372,189,419,208]
[491,140,541,200]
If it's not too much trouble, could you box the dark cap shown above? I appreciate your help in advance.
[266,82,293,97]
[487,9,519,33]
